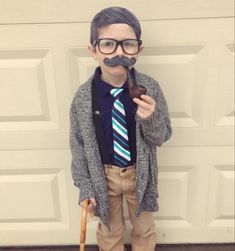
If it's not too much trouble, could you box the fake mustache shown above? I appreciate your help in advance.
[104,56,136,67]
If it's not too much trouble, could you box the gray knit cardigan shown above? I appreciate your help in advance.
[70,71,172,226]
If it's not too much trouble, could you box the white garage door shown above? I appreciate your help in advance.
[0,0,234,246]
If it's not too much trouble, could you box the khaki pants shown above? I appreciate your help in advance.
[97,165,156,251]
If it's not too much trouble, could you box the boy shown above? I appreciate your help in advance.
[70,7,172,251]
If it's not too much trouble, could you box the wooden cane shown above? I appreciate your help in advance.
[80,200,88,251]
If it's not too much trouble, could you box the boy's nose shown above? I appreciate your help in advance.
[115,44,125,55]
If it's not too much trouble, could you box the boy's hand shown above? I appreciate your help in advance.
[133,95,156,119]
[80,198,96,213]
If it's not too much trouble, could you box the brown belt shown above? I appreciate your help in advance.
[104,164,136,173]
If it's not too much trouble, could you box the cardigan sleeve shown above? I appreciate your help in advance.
[70,100,95,204]
[137,78,172,146]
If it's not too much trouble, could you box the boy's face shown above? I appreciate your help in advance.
[89,23,143,80]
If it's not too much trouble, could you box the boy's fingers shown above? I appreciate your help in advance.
[80,198,96,209]
[133,95,155,108]
[133,98,150,109]
[89,198,96,207]
[88,198,96,213]
[140,95,155,105]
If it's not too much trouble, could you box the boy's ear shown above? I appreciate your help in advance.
[139,45,144,53]
[88,44,97,59]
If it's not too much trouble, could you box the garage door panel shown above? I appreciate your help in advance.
[0,49,59,131]
[207,165,234,223]
[137,44,207,129]
[155,147,234,243]
[215,43,234,127]
[0,0,233,24]
[0,149,72,245]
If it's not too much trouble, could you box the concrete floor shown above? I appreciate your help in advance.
[0,244,235,251]
[154,244,235,251]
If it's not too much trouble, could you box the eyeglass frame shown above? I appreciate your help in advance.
[93,38,142,55]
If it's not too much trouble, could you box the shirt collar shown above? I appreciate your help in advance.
[94,67,129,97]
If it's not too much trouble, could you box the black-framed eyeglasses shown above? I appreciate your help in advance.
[93,38,142,55]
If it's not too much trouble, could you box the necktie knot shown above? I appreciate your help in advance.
[110,88,123,100]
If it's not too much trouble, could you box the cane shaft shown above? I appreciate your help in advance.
[80,243,85,251]
[80,200,88,250]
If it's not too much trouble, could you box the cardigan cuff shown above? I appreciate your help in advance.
[77,180,95,204]
[137,110,161,132]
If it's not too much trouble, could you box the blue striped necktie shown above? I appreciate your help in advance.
[110,88,131,167]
